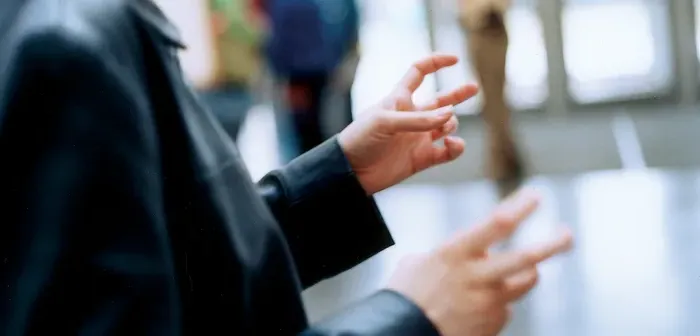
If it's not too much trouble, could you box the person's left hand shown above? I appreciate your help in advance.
[338,54,478,195]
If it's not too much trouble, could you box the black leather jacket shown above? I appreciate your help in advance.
[0,0,439,335]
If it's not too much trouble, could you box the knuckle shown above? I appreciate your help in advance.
[420,115,435,125]
[393,94,413,111]
[373,112,394,130]
[518,251,539,266]
[461,263,482,285]
[525,249,544,265]
[513,267,539,291]
[411,62,426,75]
[490,212,513,233]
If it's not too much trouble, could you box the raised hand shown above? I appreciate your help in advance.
[387,189,573,336]
[337,54,478,195]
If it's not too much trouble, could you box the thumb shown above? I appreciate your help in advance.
[378,105,454,133]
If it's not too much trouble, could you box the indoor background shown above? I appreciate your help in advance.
[160,1,700,335]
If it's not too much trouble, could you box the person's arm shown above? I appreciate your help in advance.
[300,290,440,336]
[257,138,393,289]
[0,30,174,335]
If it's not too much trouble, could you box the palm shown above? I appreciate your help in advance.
[378,95,441,175]
[340,54,478,194]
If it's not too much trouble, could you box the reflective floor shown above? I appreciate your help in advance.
[302,169,700,335]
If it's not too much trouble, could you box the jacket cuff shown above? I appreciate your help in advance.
[304,290,441,336]
[272,137,393,288]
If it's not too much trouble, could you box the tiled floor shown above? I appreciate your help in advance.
[302,169,700,336]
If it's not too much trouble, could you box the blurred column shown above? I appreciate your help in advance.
[423,0,442,92]
[537,0,568,116]
[671,0,699,105]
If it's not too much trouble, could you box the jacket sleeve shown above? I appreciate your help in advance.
[301,290,441,336]
[0,30,175,335]
[257,138,394,288]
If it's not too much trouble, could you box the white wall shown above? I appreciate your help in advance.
[152,0,217,88]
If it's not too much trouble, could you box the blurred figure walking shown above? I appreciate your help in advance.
[458,0,525,185]
[262,0,361,160]
[199,0,267,141]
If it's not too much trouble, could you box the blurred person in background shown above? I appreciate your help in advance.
[262,0,361,160]
[459,0,525,186]
[0,1,573,335]
[197,0,267,141]
[321,0,362,135]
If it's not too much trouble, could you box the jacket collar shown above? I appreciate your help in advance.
[128,0,186,49]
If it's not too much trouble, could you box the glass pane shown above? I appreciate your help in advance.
[506,6,549,109]
[352,0,436,117]
[562,1,673,104]
[431,0,548,114]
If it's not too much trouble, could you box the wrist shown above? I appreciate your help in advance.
[336,129,371,194]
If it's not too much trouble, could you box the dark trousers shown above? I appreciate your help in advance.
[286,73,329,155]
[198,83,252,142]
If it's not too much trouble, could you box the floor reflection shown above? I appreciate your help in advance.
[303,169,700,336]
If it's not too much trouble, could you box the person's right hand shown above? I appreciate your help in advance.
[387,189,573,336]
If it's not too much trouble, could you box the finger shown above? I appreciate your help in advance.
[430,136,465,166]
[431,115,459,140]
[448,189,541,256]
[502,268,539,302]
[475,229,573,281]
[378,105,454,133]
[506,304,514,320]
[396,54,459,93]
[417,84,479,111]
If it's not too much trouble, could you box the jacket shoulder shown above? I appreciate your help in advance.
[0,0,147,130]
[5,0,137,72]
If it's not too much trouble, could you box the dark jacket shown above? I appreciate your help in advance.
[0,0,439,335]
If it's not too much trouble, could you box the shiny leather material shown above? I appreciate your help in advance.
[304,290,440,336]
[0,0,439,335]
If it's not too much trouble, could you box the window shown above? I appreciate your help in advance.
[506,6,549,110]
[352,0,436,116]
[562,1,673,104]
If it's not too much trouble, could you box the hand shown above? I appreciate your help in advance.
[337,54,478,195]
[387,189,573,336]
